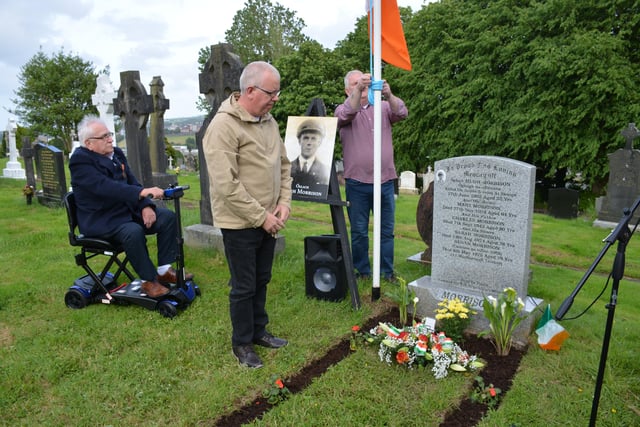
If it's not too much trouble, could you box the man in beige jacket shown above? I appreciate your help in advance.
[203,61,292,369]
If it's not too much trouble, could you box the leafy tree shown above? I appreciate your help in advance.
[11,49,98,153]
[224,0,310,64]
[272,41,346,125]
[392,0,640,189]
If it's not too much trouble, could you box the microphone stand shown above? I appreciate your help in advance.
[556,195,640,426]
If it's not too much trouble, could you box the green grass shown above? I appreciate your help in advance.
[1,157,639,426]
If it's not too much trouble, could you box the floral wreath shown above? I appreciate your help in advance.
[358,320,485,379]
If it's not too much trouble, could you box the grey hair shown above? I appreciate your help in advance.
[344,70,363,90]
[239,61,280,94]
[77,115,105,146]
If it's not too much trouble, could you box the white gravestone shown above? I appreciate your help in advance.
[409,156,541,346]
[91,74,117,146]
[3,119,26,179]
[399,170,419,194]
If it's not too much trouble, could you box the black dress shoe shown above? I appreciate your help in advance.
[232,344,263,368]
[254,332,288,349]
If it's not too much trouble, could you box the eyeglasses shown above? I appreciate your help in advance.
[253,85,281,98]
[88,132,114,141]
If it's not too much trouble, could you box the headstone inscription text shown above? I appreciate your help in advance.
[431,156,535,298]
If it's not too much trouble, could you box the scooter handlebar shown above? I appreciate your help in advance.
[163,185,190,198]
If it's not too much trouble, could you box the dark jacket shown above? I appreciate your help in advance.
[69,146,154,237]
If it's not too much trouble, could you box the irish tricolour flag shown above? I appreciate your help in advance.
[536,304,570,351]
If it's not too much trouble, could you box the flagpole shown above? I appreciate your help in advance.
[372,0,382,301]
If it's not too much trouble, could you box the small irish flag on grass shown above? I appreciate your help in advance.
[536,304,570,351]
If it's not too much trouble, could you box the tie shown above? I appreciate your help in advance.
[302,161,308,173]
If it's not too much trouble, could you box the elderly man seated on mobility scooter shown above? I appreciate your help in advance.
[69,115,193,298]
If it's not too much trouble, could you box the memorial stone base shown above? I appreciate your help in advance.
[184,224,285,254]
[409,275,542,349]
[3,161,26,179]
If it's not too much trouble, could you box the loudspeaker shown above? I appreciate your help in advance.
[304,234,347,301]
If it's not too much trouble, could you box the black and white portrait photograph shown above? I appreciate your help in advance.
[285,116,337,201]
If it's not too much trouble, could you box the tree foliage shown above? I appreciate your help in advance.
[197,0,640,190]
[11,49,97,153]
[392,0,640,189]
[224,0,309,65]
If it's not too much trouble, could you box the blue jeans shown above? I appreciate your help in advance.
[345,179,395,278]
[221,228,275,347]
[100,207,177,281]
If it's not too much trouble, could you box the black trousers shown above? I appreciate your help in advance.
[222,227,276,347]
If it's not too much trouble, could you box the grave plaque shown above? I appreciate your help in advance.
[34,142,67,207]
[409,156,539,346]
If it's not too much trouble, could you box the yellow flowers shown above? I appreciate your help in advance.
[434,298,476,343]
[436,298,473,319]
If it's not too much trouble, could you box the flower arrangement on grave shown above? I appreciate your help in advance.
[22,184,34,205]
[356,320,485,379]
[479,287,527,356]
[22,184,34,197]
[434,297,476,343]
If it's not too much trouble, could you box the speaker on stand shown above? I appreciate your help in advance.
[304,235,347,301]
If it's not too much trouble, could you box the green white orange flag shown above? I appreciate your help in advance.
[536,304,570,351]
[368,0,412,71]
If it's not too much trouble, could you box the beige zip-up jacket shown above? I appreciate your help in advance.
[203,93,292,229]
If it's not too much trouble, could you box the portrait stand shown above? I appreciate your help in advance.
[323,162,360,310]
[296,99,360,310]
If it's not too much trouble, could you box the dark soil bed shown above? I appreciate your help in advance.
[214,308,526,426]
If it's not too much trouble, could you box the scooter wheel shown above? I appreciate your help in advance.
[157,300,177,318]
[65,289,88,309]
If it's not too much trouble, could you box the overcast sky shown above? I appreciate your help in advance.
[0,0,431,130]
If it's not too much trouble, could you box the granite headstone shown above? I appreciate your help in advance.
[34,142,67,207]
[409,156,539,346]
[399,171,419,194]
[596,123,640,225]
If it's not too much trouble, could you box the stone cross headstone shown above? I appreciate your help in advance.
[184,43,244,251]
[399,170,419,194]
[113,70,154,188]
[149,75,175,188]
[409,156,540,346]
[422,165,435,193]
[33,142,67,206]
[596,123,640,225]
[3,119,26,179]
[91,74,117,144]
[20,137,36,190]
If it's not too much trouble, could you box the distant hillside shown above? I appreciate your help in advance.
[165,116,205,127]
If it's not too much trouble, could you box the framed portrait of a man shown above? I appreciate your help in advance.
[285,116,337,201]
